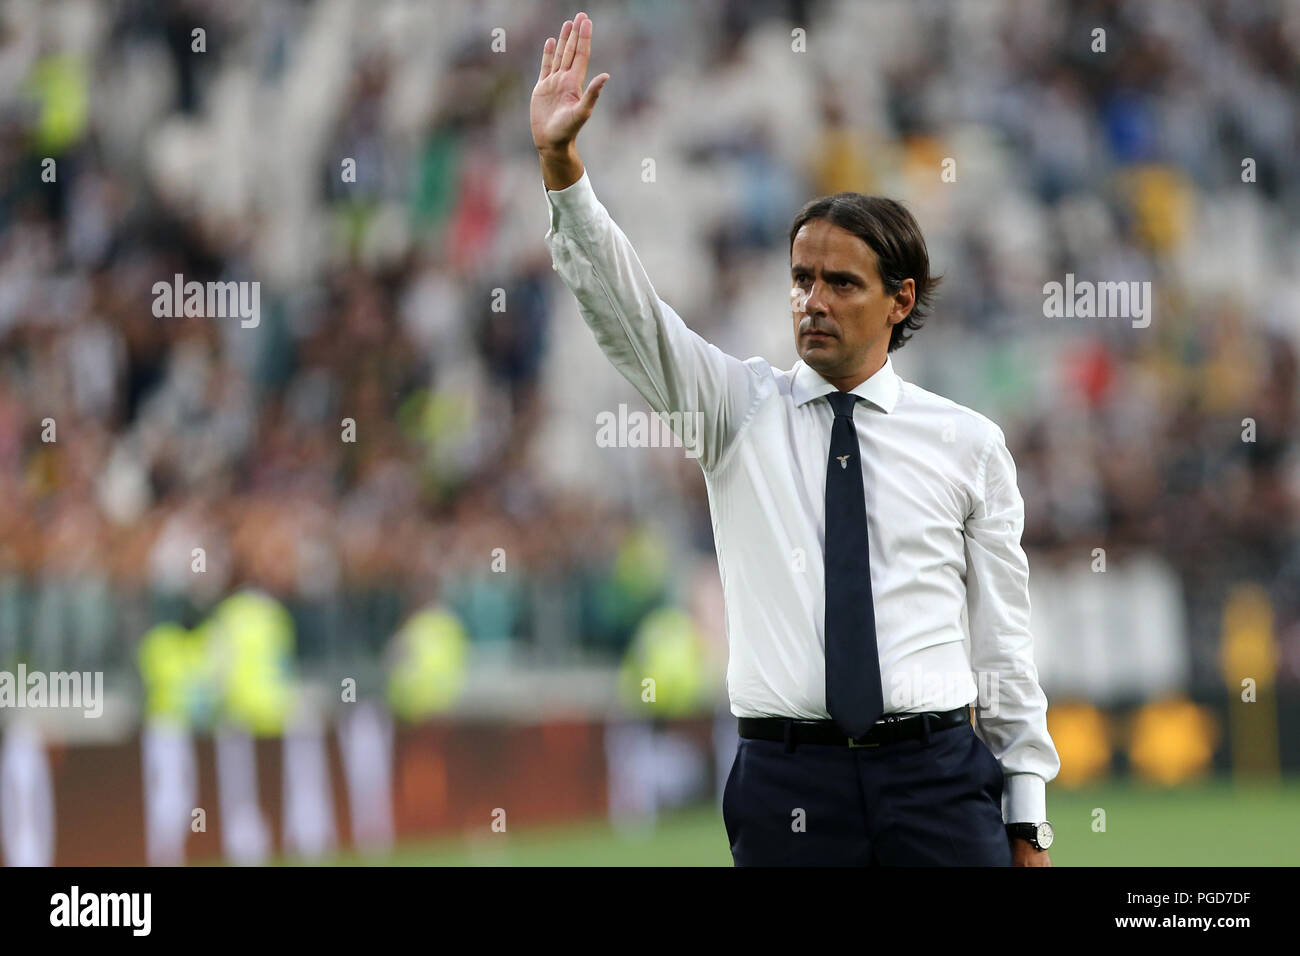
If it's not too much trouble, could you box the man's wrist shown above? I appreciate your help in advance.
[1005,821,1054,851]
[538,142,583,191]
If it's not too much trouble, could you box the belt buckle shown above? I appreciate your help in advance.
[847,735,878,749]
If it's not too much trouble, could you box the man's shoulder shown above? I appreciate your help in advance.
[897,378,1006,451]
[734,355,789,396]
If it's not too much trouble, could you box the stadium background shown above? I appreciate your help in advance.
[0,0,1297,865]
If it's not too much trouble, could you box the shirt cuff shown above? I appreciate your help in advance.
[1002,773,1047,824]
[543,168,601,234]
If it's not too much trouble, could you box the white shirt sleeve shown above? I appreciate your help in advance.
[964,422,1061,824]
[542,170,767,472]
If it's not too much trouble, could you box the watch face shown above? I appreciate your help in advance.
[1037,822,1054,849]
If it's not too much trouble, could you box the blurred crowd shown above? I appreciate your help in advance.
[0,0,1297,692]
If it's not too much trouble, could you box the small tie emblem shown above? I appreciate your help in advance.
[836,455,850,469]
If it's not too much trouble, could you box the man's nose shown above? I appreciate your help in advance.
[804,279,829,316]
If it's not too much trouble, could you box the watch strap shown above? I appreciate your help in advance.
[1005,822,1047,850]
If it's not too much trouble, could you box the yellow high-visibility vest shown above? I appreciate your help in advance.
[206,590,296,736]
[618,607,708,718]
[387,606,469,721]
[138,622,193,726]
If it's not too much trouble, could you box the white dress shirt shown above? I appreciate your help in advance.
[543,170,1060,824]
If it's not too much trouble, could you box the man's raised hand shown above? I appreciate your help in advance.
[531,12,609,156]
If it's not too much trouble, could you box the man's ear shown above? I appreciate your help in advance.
[890,278,916,324]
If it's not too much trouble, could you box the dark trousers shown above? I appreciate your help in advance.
[722,720,1012,866]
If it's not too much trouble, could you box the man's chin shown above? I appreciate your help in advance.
[798,344,840,370]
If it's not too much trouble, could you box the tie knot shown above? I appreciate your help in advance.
[826,391,860,419]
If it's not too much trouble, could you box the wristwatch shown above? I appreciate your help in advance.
[1005,821,1054,851]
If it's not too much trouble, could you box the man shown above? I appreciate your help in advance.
[531,11,1060,866]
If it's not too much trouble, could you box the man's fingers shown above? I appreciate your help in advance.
[553,19,573,76]
[560,11,585,72]
[573,15,593,84]
[579,72,609,115]
[538,36,556,83]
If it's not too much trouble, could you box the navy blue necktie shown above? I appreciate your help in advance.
[823,391,883,739]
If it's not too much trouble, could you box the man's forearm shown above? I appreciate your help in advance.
[541,166,759,473]
[539,143,584,191]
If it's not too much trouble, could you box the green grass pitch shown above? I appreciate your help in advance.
[286,777,1299,866]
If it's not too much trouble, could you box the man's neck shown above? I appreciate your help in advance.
[821,353,887,393]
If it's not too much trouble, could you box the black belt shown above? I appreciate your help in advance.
[739,705,970,749]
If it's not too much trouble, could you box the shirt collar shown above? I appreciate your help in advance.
[791,353,901,414]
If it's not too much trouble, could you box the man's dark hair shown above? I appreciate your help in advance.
[788,194,942,352]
